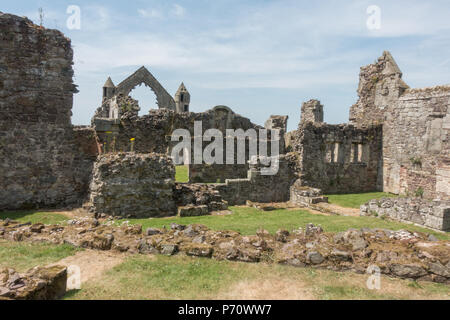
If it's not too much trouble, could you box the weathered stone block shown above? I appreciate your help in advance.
[177,205,209,217]
[88,153,176,218]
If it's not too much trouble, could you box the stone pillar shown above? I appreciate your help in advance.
[300,99,324,125]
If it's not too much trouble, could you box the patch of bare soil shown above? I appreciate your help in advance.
[314,203,360,216]
[48,249,127,283]
[216,278,315,300]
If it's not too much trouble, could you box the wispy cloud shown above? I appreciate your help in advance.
[171,4,185,17]
[138,8,163,19]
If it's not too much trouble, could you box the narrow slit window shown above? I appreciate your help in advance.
[358,144,363,162]
[333,142,340,163]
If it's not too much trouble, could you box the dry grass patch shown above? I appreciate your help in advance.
[65,254,449,300]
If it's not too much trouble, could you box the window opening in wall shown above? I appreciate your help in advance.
[333,142,340,163]
[358,143,363,162]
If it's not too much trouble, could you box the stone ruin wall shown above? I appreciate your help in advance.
[349,51,450,200]
[383,87,450,199]
[88,153,176,218]
[0,13,97,210]
[361,197,450,231]
[215,154,297,205]
[289,99,383,194]
[93,103,285,184]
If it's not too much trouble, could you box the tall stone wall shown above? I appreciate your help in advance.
[0,13,95,210]
[291,121,383,194]
[383,87,450,199]
[349,51,449,199]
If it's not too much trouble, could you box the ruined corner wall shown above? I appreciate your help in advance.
[348,51,449,200]
[0,13,96,210]
[88,153,176,218]
[383,87,450,199]
[292,122,383,194]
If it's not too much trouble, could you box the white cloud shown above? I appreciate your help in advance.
[138,8,163,19]
[171,4,185,17]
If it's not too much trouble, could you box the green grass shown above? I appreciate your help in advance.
[0,240,80,272]
[0,211,69,225]
[325,192,398,209]
[65,254,449,300]
[175,165,189,183]
[119,206,449,240]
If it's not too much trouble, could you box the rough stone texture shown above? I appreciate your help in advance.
[173,183,228,212]
[93,104,278,183]
[88,153,176,218]
[0,12,95,210]
[216,154,297,205]
[360,197,450,231]
[2,218,449,284]
[290,182,328,206]
[177,205,209,217]
[0,265,67,300]
[383,87,450,199]
[349,51,449,200]
[300,99,324,125]
[290,121,383,194]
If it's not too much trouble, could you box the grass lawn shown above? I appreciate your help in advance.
[120,206,449,240]
[65,254,450,300]
[175,165,189,183]
[0,210,69,225]
[0,240,80,272]
[325,192,398,209]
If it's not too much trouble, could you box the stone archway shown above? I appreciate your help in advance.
[115,66,176,111]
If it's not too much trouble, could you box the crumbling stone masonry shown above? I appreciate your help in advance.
[2,218,449,284]
[0,265,67,300]
[0,13,97,210]
[0,10,448,222]
[360,198,450,231]
[290,120,383,194]
[349,51,450,200]
[215,155,297,205]
[88,153,176,218]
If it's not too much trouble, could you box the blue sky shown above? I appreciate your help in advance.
[2,0,450,131]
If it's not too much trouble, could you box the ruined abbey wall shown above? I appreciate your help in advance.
[349,51,450,200]
[291,122,382,194]
[0,13,97,210]
[93,104,284,183]
[383,87,450,199]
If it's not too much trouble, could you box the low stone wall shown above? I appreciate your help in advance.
[0,266,67,300]
[88,153,176,218]
[360,197,450,231]
[216,155,296,205]
[290,182,328,206]
[173,183,228,212]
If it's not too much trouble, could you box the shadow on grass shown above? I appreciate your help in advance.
[63,289,82,299]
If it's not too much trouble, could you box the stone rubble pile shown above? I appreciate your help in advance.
[1,218,449,284]
[0,265,67,300]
